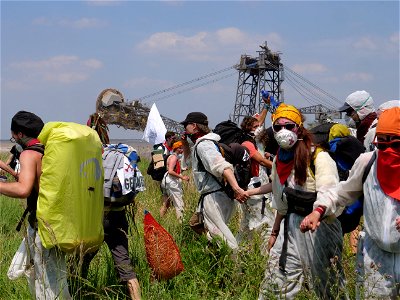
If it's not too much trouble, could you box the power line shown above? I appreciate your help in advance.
[150,72,236,103]
[138,66,235,104]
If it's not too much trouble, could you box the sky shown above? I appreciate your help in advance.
[1,0,399,140]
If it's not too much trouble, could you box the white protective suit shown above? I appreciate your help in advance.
[160,153,185,220]
[259,150,348,300]
[192,133,238,250]
[315,151,400,299]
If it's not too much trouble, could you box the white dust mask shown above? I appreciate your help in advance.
[274,128,298,150]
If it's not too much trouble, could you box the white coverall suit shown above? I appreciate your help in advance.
[259,151,348,300]
[192,133,238,250]
[315,150,400,299]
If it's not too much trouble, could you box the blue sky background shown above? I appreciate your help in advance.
[1,0,399,140]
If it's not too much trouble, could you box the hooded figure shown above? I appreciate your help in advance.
[363,100,400,151]
[338,90,377,144]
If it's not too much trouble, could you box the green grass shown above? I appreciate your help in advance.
[0,156,358,300]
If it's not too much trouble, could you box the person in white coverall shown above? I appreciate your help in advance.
[160,140,190,221]
[245,104,348,300]
[180,112,247,250]
[301,106,400,300]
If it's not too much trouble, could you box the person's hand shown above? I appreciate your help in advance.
[300,210,322,233]
[234,187,248,203]
[267,232,278,252]
[181,175,190,182]
[396,217,400,233]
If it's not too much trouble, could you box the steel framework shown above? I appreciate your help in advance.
[231,42,284,124]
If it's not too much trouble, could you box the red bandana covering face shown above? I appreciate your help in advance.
[377,148,400,201]
[276,152,295,185]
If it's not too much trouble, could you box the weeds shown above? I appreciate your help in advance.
[0,154,367,299]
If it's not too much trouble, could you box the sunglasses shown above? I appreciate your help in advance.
[372,140,400,150]
[273,123,297,132]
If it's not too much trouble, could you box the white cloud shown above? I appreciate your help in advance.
[343,72,373,82]
[11,56,79,70]
[7,55,103,87]
[33,16,106,29]
[123,77,174,89]
[43,72,88,84]
[82,59,103,69]
[85,0,122,6]
[390,32,399,44]
[32,17,51,26]
[216,27,247,45]
[291,63,327,74]
[136,28,284,62]
[352,37,377,50]
[59,18,106,29]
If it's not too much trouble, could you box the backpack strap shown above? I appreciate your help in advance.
[309,146,324,178]
[362,151,377,184]
[25,143,45,155]
[194,139,226,193]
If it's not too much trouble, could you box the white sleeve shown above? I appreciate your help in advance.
[315,152,373,216]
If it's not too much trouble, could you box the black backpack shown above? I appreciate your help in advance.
[213,120,254,146]
[146,144,170,181]
[195,139,251,198]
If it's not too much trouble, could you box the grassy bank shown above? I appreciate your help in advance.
[0,154,357,299]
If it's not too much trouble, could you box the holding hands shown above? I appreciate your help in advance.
[300,207,325,233]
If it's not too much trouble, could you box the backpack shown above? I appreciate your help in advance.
[310,123,366,234]
[310,123,365,181]
[36,122,104,253]
[213,120,254,146]
[147,148,170,181]
[337,151,376,234]
[195,139,251,198]
[103,144,145,207]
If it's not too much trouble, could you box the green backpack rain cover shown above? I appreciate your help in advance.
[37,122,104,253]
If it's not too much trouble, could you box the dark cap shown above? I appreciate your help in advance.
[11,111,44,138]
[338,102,352,112]
[180,112,208,126]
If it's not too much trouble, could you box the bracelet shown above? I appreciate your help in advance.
[263,103,269,110]
[314,206,326,217]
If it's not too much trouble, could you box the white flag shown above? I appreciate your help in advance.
[142,103,167,145]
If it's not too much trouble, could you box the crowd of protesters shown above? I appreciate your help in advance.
[1,89,399,300]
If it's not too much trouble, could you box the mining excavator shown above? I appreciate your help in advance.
[94,88,184,133]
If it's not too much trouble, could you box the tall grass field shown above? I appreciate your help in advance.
[0,151,358,300]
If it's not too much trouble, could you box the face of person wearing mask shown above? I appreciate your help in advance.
[344,108,360,128]
[10,131,30,148]
[249,121,261,137]
[273,118,299,150]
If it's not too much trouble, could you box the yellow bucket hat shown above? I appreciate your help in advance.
[272,103,302,126]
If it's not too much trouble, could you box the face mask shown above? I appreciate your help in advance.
[274,128,298,150]
[16,136,33,149]
[254,126,264,138]
[15,144,23,153]
[344,115,356,129]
